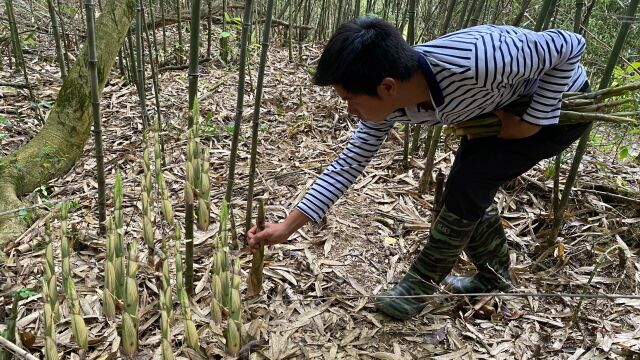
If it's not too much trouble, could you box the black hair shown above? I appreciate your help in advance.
[313,16,419,97]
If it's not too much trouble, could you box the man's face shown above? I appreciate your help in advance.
[333,83,397,122]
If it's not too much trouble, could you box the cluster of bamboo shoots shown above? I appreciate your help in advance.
[42,221,59,360]
[102,171,141,355]
[447,83,640,138]
[103,172,124,320]
[122,231,139,356]
[159,230,174,360]
[142,139,155,262]
[209,201,243,355]
[174,228,199,349]
[186,103,211,233]
[153,120,175,227]
[60,202,89,351]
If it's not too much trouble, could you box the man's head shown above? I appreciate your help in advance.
[314,16,419,121]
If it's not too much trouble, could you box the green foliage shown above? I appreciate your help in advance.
[0,115,11,127]
[611,63,640,88]
[20,32,36,49]
[18,207,33,222]
[9,288,38,299]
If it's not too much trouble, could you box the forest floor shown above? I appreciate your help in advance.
[2,26,640,360]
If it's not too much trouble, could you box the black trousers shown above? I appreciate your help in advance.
[442,84,591,221]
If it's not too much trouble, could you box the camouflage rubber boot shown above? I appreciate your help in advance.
[443,206,513,294]
[375,206,478,320]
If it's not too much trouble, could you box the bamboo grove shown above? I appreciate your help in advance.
[0,0,639,357]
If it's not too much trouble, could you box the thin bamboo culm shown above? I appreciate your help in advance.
[548,0,639,246]
[47,0,67,79]
[186,0,203,294]
[224,0,255,203]
[245,0,276,234]
[135,0,150,129]
[86,0,108,235]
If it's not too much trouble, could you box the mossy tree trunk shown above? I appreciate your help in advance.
[0,0,136,262]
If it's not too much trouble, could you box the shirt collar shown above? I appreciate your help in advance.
[415,50,444,109]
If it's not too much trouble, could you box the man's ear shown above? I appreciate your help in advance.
[378,77,397,97]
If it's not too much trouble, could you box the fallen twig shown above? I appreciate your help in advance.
[0,336,39,360]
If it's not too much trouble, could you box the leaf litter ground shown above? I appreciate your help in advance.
[1,35,640,360]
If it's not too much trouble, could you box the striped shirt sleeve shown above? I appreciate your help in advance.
[295,119,394,223]
[480,27,586,125]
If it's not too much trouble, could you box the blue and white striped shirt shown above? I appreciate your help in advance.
[296,25,588,223]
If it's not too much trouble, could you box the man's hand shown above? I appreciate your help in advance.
[247,222,293,249]
[246,208,310,251]
[495,109,542,139]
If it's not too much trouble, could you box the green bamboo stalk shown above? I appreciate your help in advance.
[176,0,184,60]
[571,244,624,322]
[142,5,166,166]
[55,0,70,73]
[220,0,229,63]
[512,0,532,26]
[135,0,150,129]
[47,0,67,79]
[418,125,443,193]
[565,82,640,101]
[224,0,255,203]
[187,0,202,128]
[456,0,470,29]
[206,0,212,59]
[468,0,486,26]
[127,27,139,94]
[534,0,554,31]
[118,49,126,78]
[147,0,160,66]
[288,0,293,62]
[85,0,108,235]
[185,130,197,295]
[245,0,276,235]
[548,0,639,246]
[5,0,23,69]
[574,0,585,33]
[542,0,560,30]
[160,0,167,54]
[402,0,416,169]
